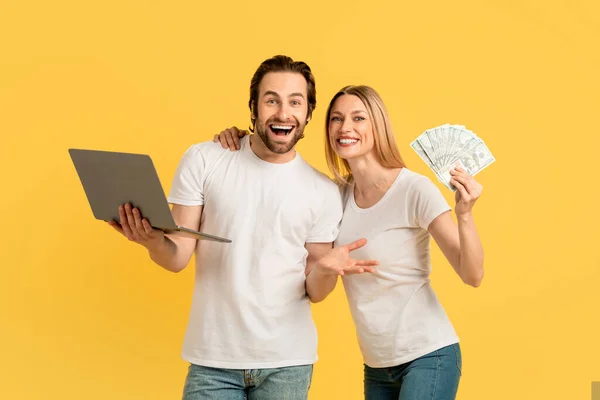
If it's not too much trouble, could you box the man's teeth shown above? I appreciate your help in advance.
[339,138,358,144]
[271,125,294,135]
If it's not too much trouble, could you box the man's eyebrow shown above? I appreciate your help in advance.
[263,91,280,98]
[262,91,306,99]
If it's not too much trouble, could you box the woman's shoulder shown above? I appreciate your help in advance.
[397,168,446,201]
[398,168,431,190]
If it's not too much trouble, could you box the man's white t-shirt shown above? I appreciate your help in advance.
[167,136,342,369]
[338,168,459,368]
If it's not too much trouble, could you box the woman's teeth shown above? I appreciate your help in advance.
[339,138,358,144]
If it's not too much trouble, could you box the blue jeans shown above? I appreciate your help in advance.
[182,363,313,400]
[364,343,462,400]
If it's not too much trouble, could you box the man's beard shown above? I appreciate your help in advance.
[255,120,306,154]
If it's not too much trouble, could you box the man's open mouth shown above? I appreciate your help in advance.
[269,124,295,136]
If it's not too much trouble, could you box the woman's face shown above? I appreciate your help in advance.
[328,94,375,161]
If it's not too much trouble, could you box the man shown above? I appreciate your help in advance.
[108,55,375,399]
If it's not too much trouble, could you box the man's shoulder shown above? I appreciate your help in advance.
[178,139,244,172]
[296,161,340,197]
[184,139,231,158]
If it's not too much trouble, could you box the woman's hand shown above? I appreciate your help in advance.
[450,167,483,218]
[213,126,249,150]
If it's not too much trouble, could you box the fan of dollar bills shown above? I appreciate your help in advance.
[410,124,495,191]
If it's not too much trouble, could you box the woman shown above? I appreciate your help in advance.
[215,85,484,400]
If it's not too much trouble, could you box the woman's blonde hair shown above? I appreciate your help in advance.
[324,85,406,185]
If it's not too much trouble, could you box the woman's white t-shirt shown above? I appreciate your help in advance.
[338,168,459,368]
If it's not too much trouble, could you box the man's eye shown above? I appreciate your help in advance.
[267,99,277,104]
[291,100,301,106]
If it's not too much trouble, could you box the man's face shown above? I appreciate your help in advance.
[254,72,309,154]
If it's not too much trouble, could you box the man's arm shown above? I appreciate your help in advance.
[108,203,203,273]
[304,242,337,303]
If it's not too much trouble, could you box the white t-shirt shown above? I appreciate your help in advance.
[337,168,459,368]
[167,136,342,369]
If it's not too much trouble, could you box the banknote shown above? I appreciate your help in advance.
[410,138,436,171]
[410,124,495,190]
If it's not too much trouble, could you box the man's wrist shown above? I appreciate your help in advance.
[313,260,335,277]
[146,235,169,255]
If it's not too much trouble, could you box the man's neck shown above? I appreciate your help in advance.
[249,135,296,164]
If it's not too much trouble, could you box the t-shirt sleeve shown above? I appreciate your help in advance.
[410,176,452,229]
[306,181,343,243]
[167,145,206,206]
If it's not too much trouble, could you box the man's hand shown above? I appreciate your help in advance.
[315,238,378,276]
[107,203,165,250]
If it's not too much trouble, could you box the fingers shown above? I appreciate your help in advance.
[218,130,229,149]
[216,127,246,150]
[141,218,154,235]
[119,204,150,242]
[232,128,242,149]
[355,259,379,267]
[344,238,368,252]
[342,258,377,275]
[132,208,151,241]
[124,204,139,237]
[107,220,124,235]
[450,178,469,201]
[450,168,482,198]
[224,127,238,150]
[449,168,471,183]
[343,265,376,275]
[450,173,470,191]
[235,129,249,150]
[119,205,134,239]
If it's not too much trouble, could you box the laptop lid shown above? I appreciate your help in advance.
[69,148,178,230]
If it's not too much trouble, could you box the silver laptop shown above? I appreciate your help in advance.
[69,148,231,243]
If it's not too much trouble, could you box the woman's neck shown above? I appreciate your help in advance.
[348,155,403,206]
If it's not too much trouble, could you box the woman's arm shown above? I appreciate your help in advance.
[428,167,484,287]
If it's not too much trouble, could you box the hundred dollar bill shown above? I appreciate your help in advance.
[410,138,437,171]
[437,141,495,190]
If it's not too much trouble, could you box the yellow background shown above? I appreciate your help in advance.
[1,0,599,398]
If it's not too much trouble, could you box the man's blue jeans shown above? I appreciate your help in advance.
[182,363,313,400]
[364,343,462,400]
